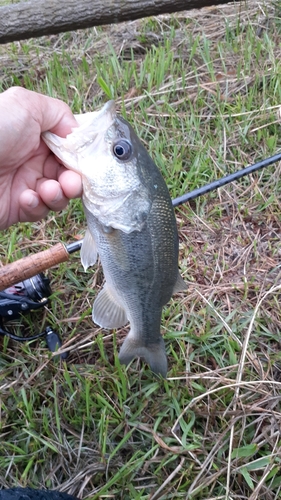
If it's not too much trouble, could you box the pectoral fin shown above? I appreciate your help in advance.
[173,272,187,294]
[92,284,128,329]
[81,229,98,271]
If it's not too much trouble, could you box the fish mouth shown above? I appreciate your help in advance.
[62,100,118,159]
[42,101,118,176]
[73,100,116,134]
[59,101,119,175]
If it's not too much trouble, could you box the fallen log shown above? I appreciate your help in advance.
[0,0,240,44]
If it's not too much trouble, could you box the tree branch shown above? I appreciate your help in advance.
[0,0,239,44]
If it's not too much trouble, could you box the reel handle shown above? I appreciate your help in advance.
[0,243,69,291]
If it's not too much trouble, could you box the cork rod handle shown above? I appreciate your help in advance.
[0,243,70,291]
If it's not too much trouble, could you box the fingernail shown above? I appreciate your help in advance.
[28,195,39,208]
[52,190,63,203]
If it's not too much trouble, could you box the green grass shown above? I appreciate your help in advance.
[0,1,281,499]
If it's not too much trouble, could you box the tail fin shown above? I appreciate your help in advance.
[118,331,167,378]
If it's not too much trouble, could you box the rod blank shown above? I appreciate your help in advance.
[0,151,280,291]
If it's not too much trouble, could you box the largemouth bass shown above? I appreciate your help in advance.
[43,101,185,377]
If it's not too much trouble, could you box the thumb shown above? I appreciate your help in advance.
[6,87,78,138]
[33,91,78,137]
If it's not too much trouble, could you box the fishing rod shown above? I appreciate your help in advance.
[172,151,281,206]
[0,151,280,292]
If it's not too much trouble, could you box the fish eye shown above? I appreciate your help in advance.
[113,140,132,161]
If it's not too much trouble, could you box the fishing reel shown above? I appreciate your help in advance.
[0,273,67,358]
[0,273,51,320]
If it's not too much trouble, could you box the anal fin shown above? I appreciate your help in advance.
[93,284,128,329]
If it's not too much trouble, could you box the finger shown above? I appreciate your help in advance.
[32,91,78,136]
[19,189,50,222]
[19,181,69,223]
[5,87,78,139]
[43,153,83,199]
[37,179,69,212]
[58,169,83,199]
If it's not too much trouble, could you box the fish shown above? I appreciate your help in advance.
[42,101,185,377]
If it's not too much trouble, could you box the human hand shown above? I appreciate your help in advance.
[0,86,82,230]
